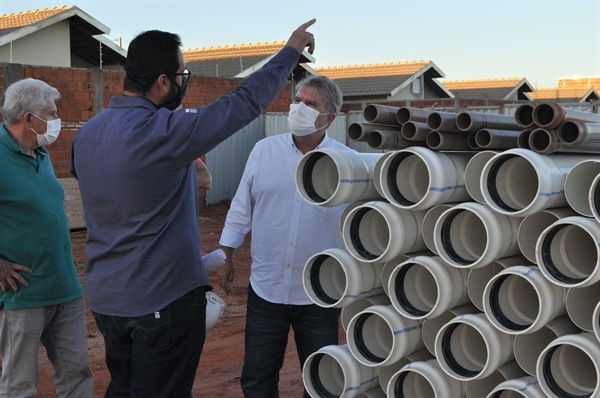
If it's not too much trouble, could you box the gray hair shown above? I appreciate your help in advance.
[296,75,343,114]
[2,78,60,127]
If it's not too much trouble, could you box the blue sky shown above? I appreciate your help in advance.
[0,0,598,88]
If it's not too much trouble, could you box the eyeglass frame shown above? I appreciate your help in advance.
[170,69,191,84]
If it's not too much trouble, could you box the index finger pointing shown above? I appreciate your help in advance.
[297,18,316,32]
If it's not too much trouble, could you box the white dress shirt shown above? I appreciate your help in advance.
[220,132,356,305]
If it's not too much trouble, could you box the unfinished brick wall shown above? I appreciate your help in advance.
[559,77,600,91]
[0,63,293,181]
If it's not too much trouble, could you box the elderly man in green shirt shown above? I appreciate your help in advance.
[0,78,92,397]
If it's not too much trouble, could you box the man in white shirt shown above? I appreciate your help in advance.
[218,75,354,397]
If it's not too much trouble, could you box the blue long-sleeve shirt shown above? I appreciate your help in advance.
[71,46,299,317]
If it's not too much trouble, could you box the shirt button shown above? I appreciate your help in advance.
[293,220,297,224]
[289,242,294,246]
[287,264,291,267]
[296,198,301,202]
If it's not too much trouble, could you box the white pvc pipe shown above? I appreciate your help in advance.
[421,303,479,356]
[378,349,434,394]
[513,316,579,376]
[594,301,600,343]
[295,148,384,207]
[382,251,432,296]
[434,313,514,381]
[564,159,600,217]
[432,202,522,269]
[341,294,391,333]
[465,360,526,398]
[386,359,464,398]
[303,344,379,398]
[480,148,599,217]
[388,255,470,320]
[516,207,578,264]
[482,265,567,335]
[422,204,455,254]
[354,385,387,398]
[463,151,499,205]
[536,332,600,398]
[372,151,395,199]
[303,248,383,308]
[347,304,424,367]
[378,146,473,211]
[565,282,600,332]
[340,201,368,235]
[592,173,600,224]
[342,201,427,263]
[467,255,528,311]
[486,376,545,398]
[535,215,600,288]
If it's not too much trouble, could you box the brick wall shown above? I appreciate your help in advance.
[0,63,293,181]
[559,77,600,91]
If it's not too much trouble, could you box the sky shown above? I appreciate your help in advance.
[0,0,598,88]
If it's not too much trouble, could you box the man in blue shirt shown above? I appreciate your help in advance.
[71,20,316,397]
[0,78,92,397]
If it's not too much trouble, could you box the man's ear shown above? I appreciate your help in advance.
[156,74,169,93]
[327,113,337,124]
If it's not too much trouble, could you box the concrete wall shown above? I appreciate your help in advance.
[0,21,71,67]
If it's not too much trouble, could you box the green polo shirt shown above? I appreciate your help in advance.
[0,124,82,309]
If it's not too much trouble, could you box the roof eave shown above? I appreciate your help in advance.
[93,34,127,58]
[503,78,534,100]
[234,48,315,79]
[389,61,451,98]
[0,6,110,46]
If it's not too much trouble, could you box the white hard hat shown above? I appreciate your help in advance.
[206,291,227,331]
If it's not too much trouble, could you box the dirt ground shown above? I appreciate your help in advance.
[36,201,344,397]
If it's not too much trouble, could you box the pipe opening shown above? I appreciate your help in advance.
[486,154,537,212]
[456,112,472,130]
[425,131,441,148]
[594,181,600,218]
[397,108,411,124]
[301,152,330,203]
[518,130,532,149]
[475,130,492,147]
[366,131,383,148]
[558,121,579,144]
[353,313,387,363]
[541,224,594,284]
[428,113,442,130]
[393,371,410,398]
[309,255,339,305]
[515,105,534,127]
[386,152,427,206]
[308,353,339,398]
[394,263,431,317]
[441,323,483,378]
[347,123,364,141]
[401,122,417,139]
[534,104,555,127]
[542,345,596,398]
[530,129,552,152]
[489,275,534,331]
[440,209,486,266]
[349,208,387,261]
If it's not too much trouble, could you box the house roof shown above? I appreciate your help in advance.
[528,87,599,102]
[315,61,453,99]
[0,5,126,67]
[183,41,315,79]
[441,77,534,100]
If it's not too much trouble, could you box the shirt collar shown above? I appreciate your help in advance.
[0,124,48,157]
[287,131,331,152]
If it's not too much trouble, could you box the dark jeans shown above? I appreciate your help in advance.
[93,286,207,398]
[241,283,340,398]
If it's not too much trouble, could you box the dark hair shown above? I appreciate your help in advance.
[124,30,182,94]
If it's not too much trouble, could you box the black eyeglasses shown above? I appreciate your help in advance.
[172,69,191,84]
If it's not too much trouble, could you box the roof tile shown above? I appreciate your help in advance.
[529,87,598,101]
[0,6,73,30]
[441,78,525,90]
[316,61,430,79]
[183,41,285,62]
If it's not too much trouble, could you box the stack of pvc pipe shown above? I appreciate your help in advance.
[514,102,600,154]
[296,138,600,397]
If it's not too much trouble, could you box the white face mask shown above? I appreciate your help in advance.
[288,102,330,137]
[31,114,61,146]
